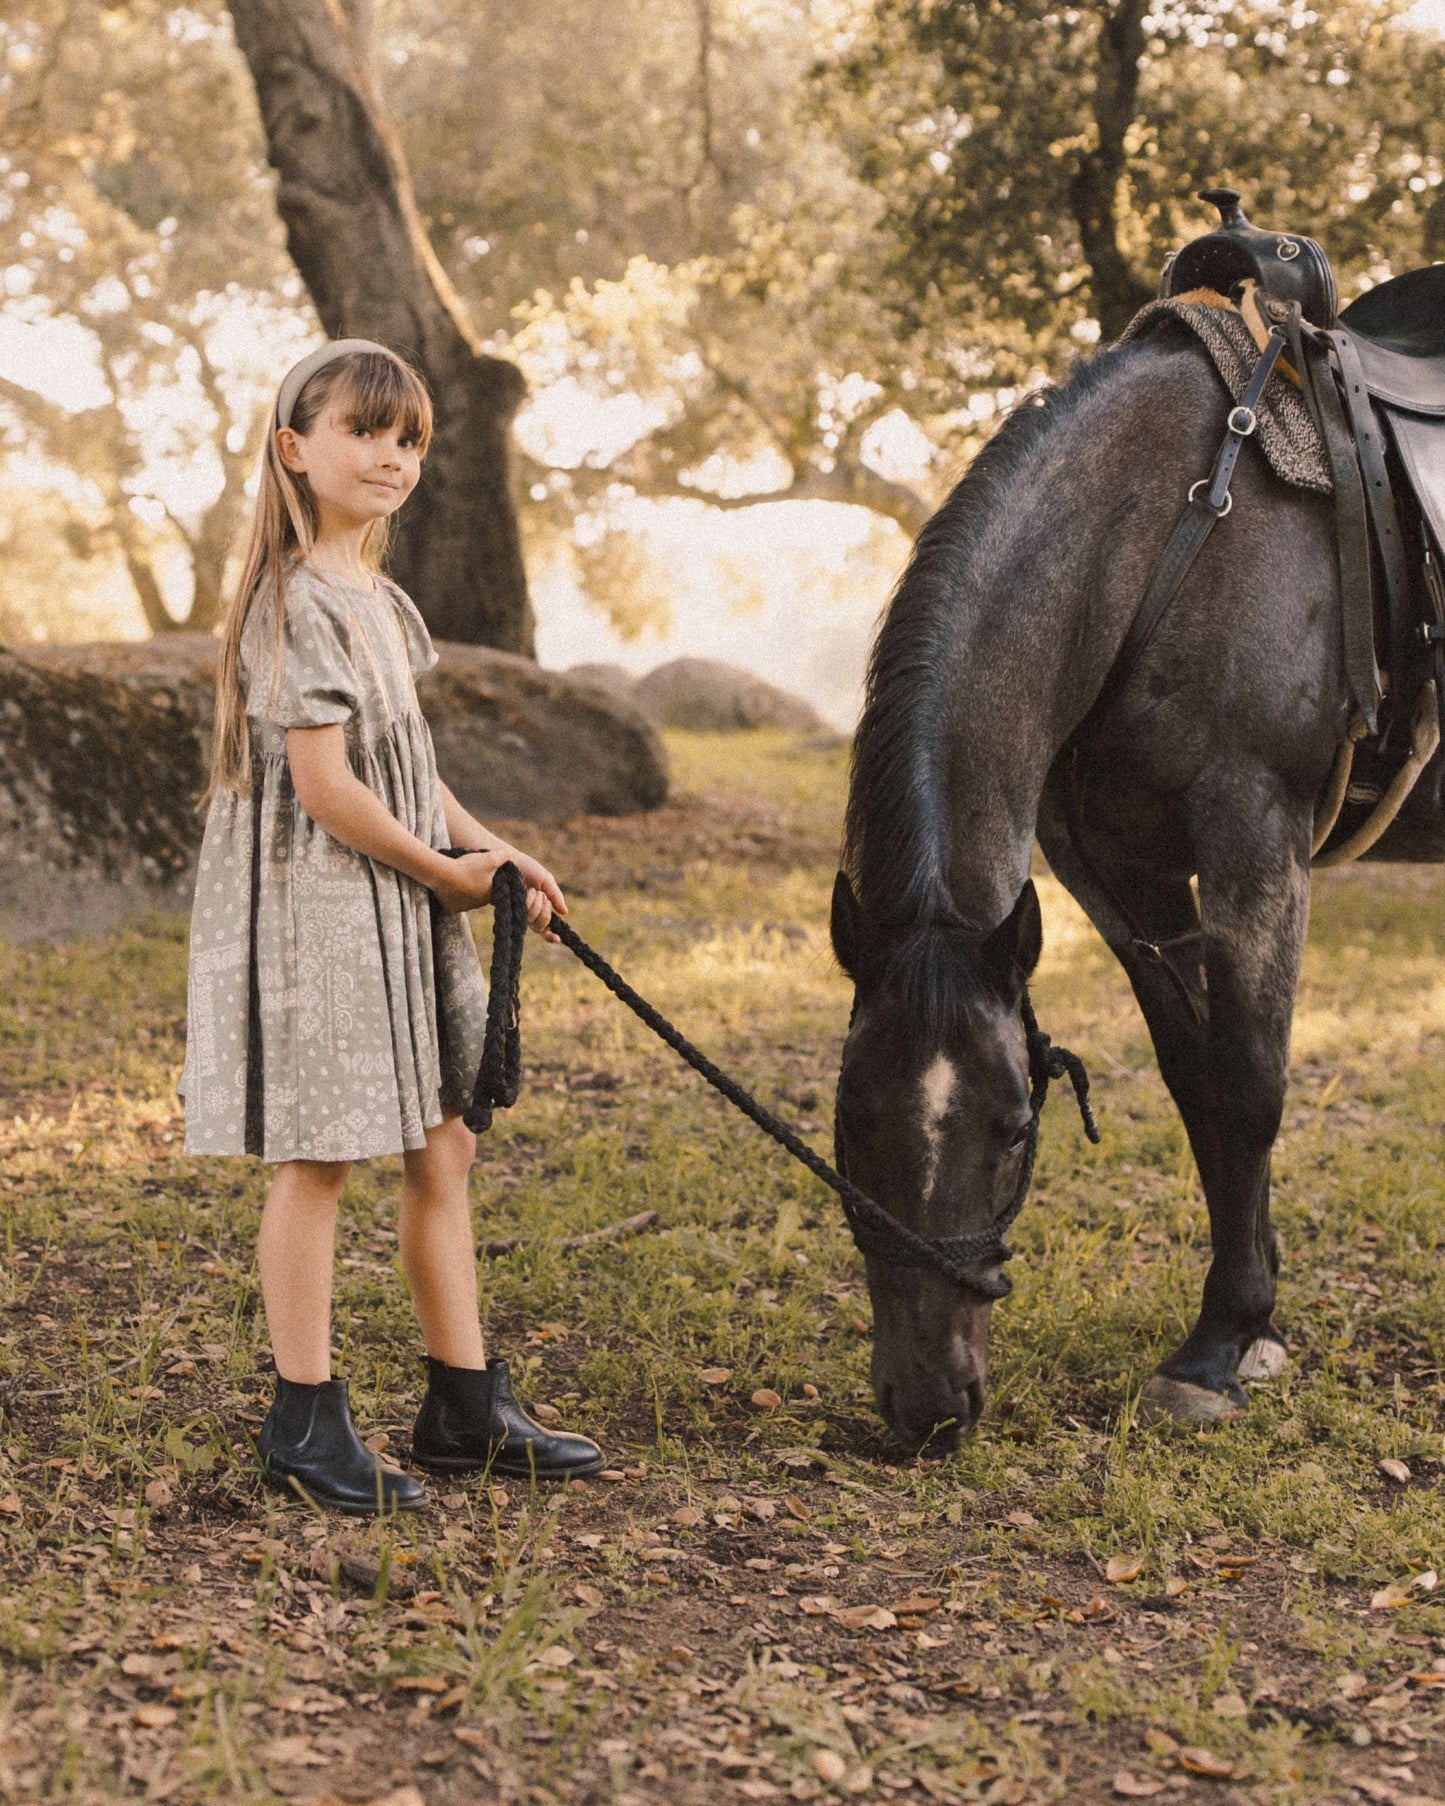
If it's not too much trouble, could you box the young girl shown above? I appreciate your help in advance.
[182,339,604,1513]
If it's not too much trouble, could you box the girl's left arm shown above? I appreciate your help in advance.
[439,780,567,936]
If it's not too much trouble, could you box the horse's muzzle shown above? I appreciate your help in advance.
[872,1335,987,1451]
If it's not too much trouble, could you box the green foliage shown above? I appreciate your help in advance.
[0,0,311,634]
[824,0,1445,383]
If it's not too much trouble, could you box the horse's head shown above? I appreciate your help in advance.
[830,872,1042,1450]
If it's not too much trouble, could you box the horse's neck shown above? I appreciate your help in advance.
[891,392,1149,927]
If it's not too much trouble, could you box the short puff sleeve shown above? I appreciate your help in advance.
[245,578,358,729]
[385,581,439,681]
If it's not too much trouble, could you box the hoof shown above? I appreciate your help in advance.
[1137,1374,1245,1427]
[1237,1335,1288,1383]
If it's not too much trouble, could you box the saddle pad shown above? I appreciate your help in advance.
[1120,295,1332,496]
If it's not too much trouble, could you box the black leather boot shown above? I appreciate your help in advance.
[257,1377,425,1515]
[412,1356,605,1481]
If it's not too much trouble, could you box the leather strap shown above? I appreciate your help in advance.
[1239,282,1301,387]
[1281,305,1381,733]
[1325,327,1412,705]
[1108,329,1289,698]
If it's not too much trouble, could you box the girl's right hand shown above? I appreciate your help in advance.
[429,849,507,915]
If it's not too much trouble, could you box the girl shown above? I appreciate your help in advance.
[182,339,604,1513]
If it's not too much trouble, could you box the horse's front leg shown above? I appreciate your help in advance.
[1141,822,1310,1424]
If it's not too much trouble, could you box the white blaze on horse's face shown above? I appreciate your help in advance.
[917,1053,958,1204]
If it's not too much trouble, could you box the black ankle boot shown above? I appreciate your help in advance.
[412,1357,606,1481]
[258,1377,425,1515]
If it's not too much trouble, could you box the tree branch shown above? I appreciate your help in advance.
[528,445,928,537]
[1067,0,1154,341]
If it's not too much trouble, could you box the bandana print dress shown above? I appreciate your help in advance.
[181,563,488,1161]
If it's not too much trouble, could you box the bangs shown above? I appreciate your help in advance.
[330,351,433,452]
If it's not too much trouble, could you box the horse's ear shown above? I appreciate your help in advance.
[830,871,862,979]
[981,879,1042,997]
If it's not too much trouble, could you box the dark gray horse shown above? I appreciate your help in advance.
[831,327,1423,1448]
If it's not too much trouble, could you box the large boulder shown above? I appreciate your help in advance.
[1,636,667,940]
[631,657,826,733]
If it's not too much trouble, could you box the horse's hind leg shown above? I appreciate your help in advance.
[1036,785,1300,1421]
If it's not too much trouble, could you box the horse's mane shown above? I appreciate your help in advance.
[841,344,1135,1024]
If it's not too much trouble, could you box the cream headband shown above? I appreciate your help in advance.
[275,338,394,430]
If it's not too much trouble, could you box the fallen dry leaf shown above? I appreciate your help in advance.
[892,1594,941,1617]
[574,1583,604,1609]
[1141,1730,1178,1757]
[1334,1672,1369,1699]
[535,1645,575,1669]
[0,1495,21,1519]
[143,1478,173,1507]
[672,1505,705,1528]
[533,1403,562,1425]
[744,1497,777,1521]
[833,1604,897,1632]
[1371,1582,1412,1610]
[813,1749,848,1785]
[1111,1776,1165,1801]
[1176,1747,1235,1780]
[783,1492,811,1522]
[262,1735,327,1767]
[699,1368,731,1386]
[1105,1555,1145,1585]
[1414,1569,1439,1593]
[1006,1509,1037,1528]
[1164,1576,1189,1598]
[598,1470,626,1483]
[133,1704,178,1730]
[389,1675,448,1694]
[799,1596,838,1616]
[1379,1457,1413,1485]
[844,1768,875,1796]
[750,1388,782,1411]
[1210,1692,1248,1719]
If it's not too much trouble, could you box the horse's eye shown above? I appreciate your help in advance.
[1005,1120,1033,1153]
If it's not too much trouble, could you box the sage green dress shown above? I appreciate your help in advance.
[181,563,488,1162]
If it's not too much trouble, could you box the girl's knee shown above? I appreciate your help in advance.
[272,1158,350,1204]
[438,1115,476,1164]
[410,1115,474,1180]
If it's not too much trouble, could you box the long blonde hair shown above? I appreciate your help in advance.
[207,348,434,800]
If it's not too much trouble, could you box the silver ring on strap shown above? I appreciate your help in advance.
[1188,479,1233,517]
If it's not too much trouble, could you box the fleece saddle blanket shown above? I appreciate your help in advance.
[1121,294,1332,496]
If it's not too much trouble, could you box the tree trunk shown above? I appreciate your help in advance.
[1068,0,1154,343]
[226,0,534,653]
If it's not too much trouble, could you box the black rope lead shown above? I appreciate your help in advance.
[464,857,528,1131]
[445,856,1099,1298]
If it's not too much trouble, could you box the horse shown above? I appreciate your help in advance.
[829,320,1441,1449]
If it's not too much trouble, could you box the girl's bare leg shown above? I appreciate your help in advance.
[399,1115,485,1368]
[258,1159,350,1384]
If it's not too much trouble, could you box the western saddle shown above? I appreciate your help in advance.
[1159,188,1445,861]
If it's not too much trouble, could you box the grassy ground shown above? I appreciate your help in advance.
[3,727,1445,1805]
